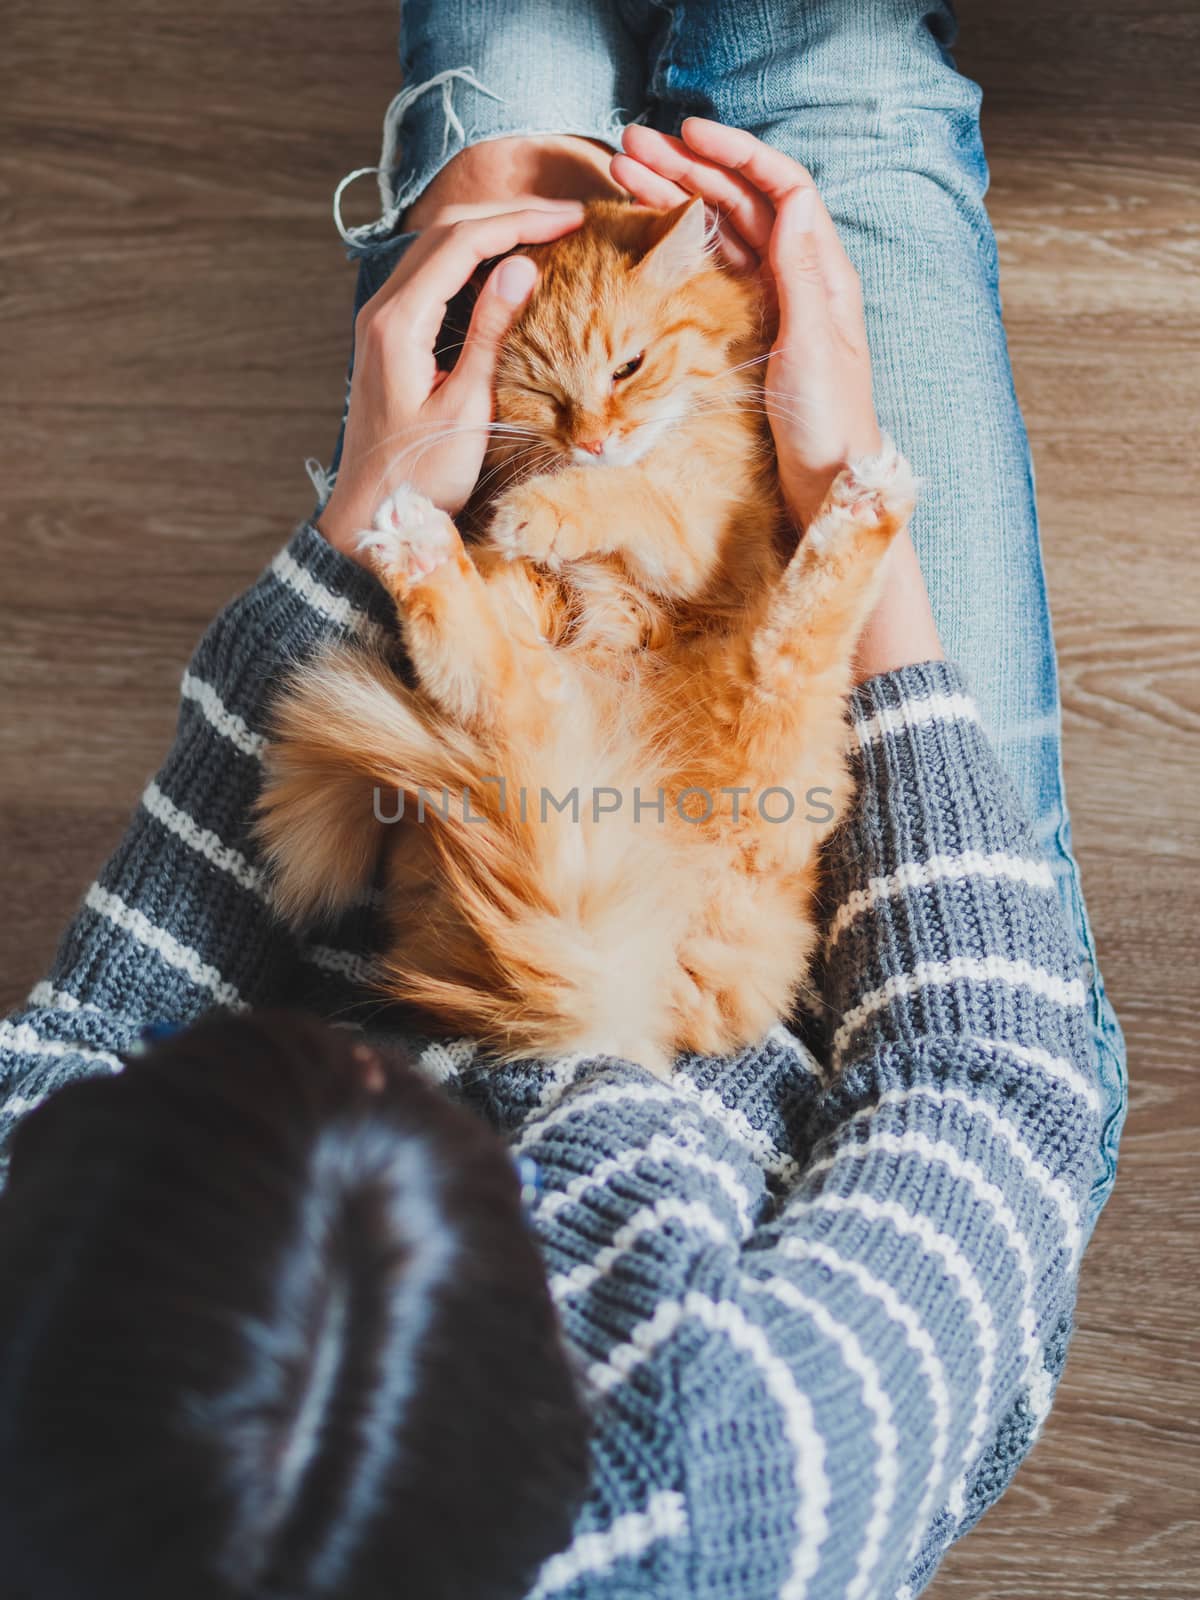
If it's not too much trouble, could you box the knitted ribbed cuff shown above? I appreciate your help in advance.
[189,521,400,737]
[271,520,397,635]
[841,661,1034,873]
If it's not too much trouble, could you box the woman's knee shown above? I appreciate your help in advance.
[403,135,622,232]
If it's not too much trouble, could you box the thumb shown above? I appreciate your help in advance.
[767,186,832,362]
[444,254,539,404]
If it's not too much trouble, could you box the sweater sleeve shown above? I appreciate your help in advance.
[684,661,1102,1599]
[0,522,394,1172]
[508,662,1102,1600]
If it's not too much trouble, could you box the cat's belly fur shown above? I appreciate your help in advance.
[257,443,913,1073]
[375,651,851,1073]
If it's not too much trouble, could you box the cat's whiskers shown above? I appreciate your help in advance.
[634,392,763,435]
[473,443,560,500]
[511,448,563,487]
[372,421,547,503]
[696,350,775,384]
[682,391,826,431]
[367,419,543,461]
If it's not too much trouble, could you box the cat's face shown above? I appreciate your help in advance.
[492,199,757,474]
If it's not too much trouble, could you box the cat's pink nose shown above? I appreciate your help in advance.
[576,438,606,455]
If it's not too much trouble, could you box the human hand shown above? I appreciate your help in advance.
[613,120,882,529]
[317,204,585,563]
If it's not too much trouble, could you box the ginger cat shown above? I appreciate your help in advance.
[255,198,915,1074]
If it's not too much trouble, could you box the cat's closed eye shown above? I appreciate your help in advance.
[612,353,645,383]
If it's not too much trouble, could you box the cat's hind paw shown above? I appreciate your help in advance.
[355,488,460,588]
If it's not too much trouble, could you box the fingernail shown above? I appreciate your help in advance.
[495,255,539,304]
[782,188,817,233]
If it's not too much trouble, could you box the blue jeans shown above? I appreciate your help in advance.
[322,0,1125,1226]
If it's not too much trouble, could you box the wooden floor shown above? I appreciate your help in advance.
[2,3,1196,1594]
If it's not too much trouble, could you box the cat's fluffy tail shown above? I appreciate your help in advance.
[254,644,477,925]
[255,645,685,1073]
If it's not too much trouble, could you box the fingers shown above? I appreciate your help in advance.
[364,203,584,352]
[770,189,824,300]
[680,118,860,298]
[611,153,758,272]
[618,122,855,292]
[611,144,760,272]
[442,254,539,407]
[768,188,833,364]
[622,124,775,255]
[679,118,814,206]
[610,151,688,210]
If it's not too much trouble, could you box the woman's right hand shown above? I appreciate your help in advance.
[318,203,584,563]
[612,120,882,531]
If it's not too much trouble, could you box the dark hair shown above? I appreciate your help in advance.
[0,1011,590,1600]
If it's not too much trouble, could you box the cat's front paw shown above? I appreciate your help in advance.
[488,482,589,570]
[355,488,461,588]
[806,438,917,553]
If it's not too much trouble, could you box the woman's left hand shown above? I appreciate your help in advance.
[614,122,942,677]
[612,121,881,530]
[318,203,584,562]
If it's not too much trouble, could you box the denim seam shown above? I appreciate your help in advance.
[644,0,684,121]
[1020,428,1126,1218]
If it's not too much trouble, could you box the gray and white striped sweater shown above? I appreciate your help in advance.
[0,521,1102,1599]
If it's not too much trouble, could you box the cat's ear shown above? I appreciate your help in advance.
[636,196,709,286]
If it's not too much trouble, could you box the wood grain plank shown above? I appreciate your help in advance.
[933,8,1200,1593]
